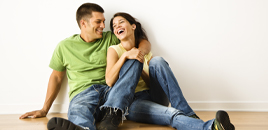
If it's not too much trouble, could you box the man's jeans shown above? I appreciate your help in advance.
[67,59,143,130]
[126,56,215,130]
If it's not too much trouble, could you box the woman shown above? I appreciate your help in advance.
[103,12,235,130]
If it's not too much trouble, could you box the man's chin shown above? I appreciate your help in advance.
[92,35,102,40]
[97,35,103,39]
[96,33,103,38]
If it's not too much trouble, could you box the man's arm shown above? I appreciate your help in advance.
[19,70,65,119]
[138,40,151,55]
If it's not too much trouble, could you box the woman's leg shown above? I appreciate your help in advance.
[98,59,143,130]
[149,56,195,116]
[149,77,169,106]
[100,59,143,114]
[126,93,214,130]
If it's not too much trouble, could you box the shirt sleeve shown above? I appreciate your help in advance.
[110,32,120,46]
[145,51,153,61]
[144,51,153,66]
[49,43,66,71]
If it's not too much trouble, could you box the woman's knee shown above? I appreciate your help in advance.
[121,59,142,71]
[149,56,167,67]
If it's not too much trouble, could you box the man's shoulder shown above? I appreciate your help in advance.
[103,31,112,35]
[61,34,79,42]
[102,31,116,39]
[58,34,79,46]
[100,31,119,46]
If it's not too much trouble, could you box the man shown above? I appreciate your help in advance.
[20,3,150,130]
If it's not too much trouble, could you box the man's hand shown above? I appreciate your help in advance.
[19,70,65,119]
[19,109,47,119]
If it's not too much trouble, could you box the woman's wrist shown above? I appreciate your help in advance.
[122,52,128,60]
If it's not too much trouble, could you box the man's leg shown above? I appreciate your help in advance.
[47,85,109,130]
[98,59,143,130]
[149,56,195,116]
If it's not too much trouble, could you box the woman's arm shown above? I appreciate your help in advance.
[106,47,144,87]
[105,47,126,87]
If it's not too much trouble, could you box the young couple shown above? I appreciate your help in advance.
[19,3,235,130]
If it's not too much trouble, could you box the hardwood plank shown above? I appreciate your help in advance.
[0,112,267,130]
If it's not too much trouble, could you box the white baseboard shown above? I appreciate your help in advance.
[188,101,268,112]
[1,101,268,114]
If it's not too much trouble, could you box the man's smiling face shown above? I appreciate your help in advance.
[84,11,105,40]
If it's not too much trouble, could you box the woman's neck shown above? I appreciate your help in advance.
[120,35,135,51]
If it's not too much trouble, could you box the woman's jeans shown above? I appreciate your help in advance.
[127,91,214,130]
[126,56,215,130]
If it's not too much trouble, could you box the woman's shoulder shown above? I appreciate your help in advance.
[109,44,126,57]
[109,44,120,49]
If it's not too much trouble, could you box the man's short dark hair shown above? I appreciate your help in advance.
[76,3,104,28]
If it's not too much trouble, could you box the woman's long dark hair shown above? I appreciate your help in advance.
[110,12,148,48]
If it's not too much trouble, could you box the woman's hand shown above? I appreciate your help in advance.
[125,48,144,63]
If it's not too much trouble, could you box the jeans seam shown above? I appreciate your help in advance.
[93,85,100,93]
[92,85,108,126]
[104,86,111,101]
[92,96,102,126]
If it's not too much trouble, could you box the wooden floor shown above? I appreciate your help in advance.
[1,111,267,130]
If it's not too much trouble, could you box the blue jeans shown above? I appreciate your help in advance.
[67,59,143,130]
[126,56,215,130]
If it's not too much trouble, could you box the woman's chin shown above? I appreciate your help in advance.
[117,36,125,41]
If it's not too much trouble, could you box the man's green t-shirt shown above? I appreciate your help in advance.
[49,31,120,101]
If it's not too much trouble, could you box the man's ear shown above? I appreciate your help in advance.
[80,19,87,28]
[132,24,136,30]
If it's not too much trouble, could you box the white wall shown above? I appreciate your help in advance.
[0,0,267,114]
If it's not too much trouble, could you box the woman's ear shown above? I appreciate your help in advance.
[132,24,136,30]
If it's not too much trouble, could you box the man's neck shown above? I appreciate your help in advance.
[80,33,96,43]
